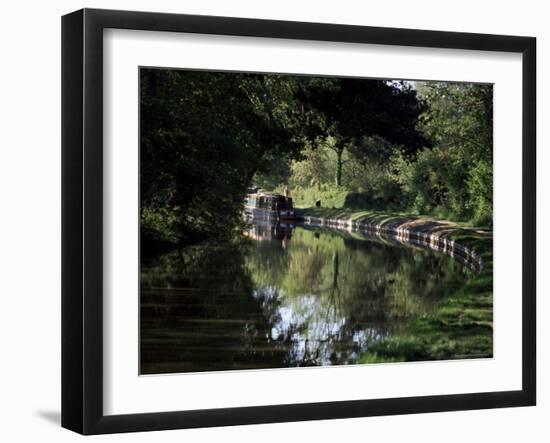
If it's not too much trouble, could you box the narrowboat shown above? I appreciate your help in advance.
[244,190,295,222]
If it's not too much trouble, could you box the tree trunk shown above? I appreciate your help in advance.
[335,145,344,186]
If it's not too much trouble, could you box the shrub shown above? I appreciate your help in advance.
[467,159,493,227]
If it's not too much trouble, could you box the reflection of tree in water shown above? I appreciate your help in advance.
[140,226,474,373]
[245,227,475,367]
[248,250,383,367]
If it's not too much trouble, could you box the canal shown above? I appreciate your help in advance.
[140,222,476,374]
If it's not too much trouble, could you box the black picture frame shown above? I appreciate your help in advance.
[61,8,536,435]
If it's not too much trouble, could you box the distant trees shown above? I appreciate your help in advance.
[392,82,493,224]
[274,81,493,226]
[295,78,428,186]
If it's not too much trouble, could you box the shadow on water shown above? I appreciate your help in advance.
[140,221,476,374]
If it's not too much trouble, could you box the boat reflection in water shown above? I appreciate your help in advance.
[243,219,294,248]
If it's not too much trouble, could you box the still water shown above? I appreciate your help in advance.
[140,223,475,374]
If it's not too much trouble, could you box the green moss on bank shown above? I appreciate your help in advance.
[359,287,493,363]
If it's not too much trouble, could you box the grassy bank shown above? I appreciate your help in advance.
[298,206,493,363]
[275,182,492,229]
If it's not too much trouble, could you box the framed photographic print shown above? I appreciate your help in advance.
[61,8,536,435]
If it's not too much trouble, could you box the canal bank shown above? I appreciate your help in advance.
[296,207,494,363]
[297,207,491,271]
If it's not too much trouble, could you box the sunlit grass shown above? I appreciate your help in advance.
[358,238,493,363]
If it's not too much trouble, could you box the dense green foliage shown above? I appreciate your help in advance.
[140,70,442,248]
[272,81,493,227]
[140,69,304,247]
[394,82,493,225]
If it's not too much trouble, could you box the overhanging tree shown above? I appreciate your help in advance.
[140,69,305,247]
